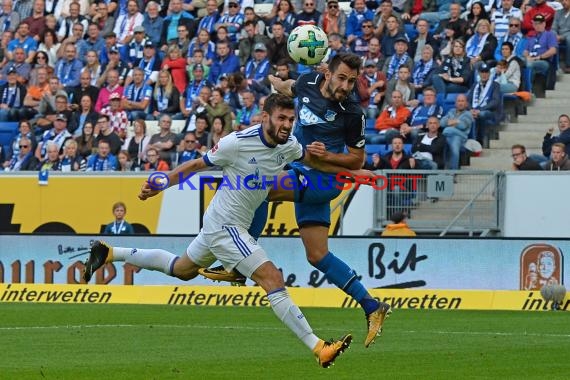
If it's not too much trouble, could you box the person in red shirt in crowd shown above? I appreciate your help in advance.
[522,0,556,36]
[370,90,411,144]
[161,44,187,94]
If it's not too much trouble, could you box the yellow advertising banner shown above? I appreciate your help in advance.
[1,284,568,311]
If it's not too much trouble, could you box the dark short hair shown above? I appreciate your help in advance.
[329,52,362,75]
[390,211,406,224]
[98,114,110,122]
[511,144,526,153]
[501,41,514,52]
[263,93,295,114]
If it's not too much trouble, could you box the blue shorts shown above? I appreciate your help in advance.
[287,162,343,227]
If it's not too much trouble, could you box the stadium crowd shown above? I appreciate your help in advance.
[1,0,569,172]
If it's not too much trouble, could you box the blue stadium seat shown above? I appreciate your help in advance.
[0,122,18,147]
[365,118,376,133]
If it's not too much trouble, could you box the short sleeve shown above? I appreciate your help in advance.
[204,132,238,167]
[344,112,366,149]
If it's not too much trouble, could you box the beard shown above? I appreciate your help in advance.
[267,117,290,145]
[326,81,350,102]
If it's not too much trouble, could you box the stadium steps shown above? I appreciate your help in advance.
[468,73,570,170]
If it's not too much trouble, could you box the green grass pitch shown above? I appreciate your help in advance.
[1,304,569,379]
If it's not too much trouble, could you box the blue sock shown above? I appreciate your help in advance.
[248,199,269,240]
[314,252,379,314]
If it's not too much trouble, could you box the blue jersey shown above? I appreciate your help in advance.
[292,72,365,154]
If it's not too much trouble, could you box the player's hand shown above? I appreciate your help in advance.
[306,141,328,158]
[138,182,162,201]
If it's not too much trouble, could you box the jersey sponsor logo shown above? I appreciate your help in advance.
[325,110,337,122]
[298,105,325,125]
[302,97,310,103]
[355,139,365,148]
[248,157,257,165]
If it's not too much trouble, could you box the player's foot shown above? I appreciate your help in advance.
[198,265,247,286]
[313,334,352,368]
[364,302,391,347]
[83,241,111,283]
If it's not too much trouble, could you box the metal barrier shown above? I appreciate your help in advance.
[371,170,504,236]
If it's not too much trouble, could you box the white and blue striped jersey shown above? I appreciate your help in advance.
[202,125,303,232]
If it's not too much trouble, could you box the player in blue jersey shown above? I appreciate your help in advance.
[201,53,391,348]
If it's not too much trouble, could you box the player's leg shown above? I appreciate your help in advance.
[295,201,391,348]
[83,237,215,282]
[210,227,351,368]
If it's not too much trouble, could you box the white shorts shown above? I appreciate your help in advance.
[186,225,269,278]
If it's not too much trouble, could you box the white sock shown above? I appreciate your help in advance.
[113,247,178,275]
[267,288,320,350]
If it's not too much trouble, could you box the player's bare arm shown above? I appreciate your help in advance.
[307,143,365,171]
[268,75,295,97]
[139,157,209,200]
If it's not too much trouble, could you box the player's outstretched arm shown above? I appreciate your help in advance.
[139,157,209,201]
[268,75,295,97]
[305,142,365,171]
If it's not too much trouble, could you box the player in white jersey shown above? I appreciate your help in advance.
[82,94,353,368]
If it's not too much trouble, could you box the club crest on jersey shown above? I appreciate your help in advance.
[325,110,337,122]
[248,157,257,165]
[298,105,325,125]
[276,154,285,165]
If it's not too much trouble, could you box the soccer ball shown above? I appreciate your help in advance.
[287,25,329,66]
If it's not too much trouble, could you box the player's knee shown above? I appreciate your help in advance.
[172,257,200,281]
[252,262,284,291]
[306,249,328,266]
[175,269,198,281]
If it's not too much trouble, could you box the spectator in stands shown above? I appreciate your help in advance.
[69,94,98,137]
[23,0,46,41]
[95,69,124,113]
[239,21,270,67]
[545,143,570,170]
[28,50,53,86]
[77,23,105,65]
[70,71,99,110]
[75,121,96,160]
[57,2,88,42]
[265,0,296,34]
[240,8,267,43]
[523,14,558,95]
[357,58,386,119]
[385,65,416,109]
[0,0,19,34]
[491,0,523,41]
[372,90,411,144]
[207,116,229,148]
[23,67,48,120]
[126,25,147,67]
[144,146,170,171]
[99,46,129,88]
[122,67,152,121]
[188,29,216,66]
[160,0,196,50]
[171,23,191,58]
[296,0,321,27]
[209,40,240,84]
[36,112,73,160]
[205,87,234,134]
[86,139,118,171]
[538,114,570,161]
[0,31,13,69]
[2,47,31,84]
[350,19,376,57]
[150,69,181,119]
[373,0,401,38]
[382,37,413,81]
[411,45,439,93]
[380,16,406,58]
[38,141,62,171]
[405,87,444,130]
[235,90,259,130]
[104,202,135,234]
[37,30,59,68]
[465,19,498,69]
[553,0,570,73]
[411,116,446,169]
[60,139,86,171]
[511,144,543,170]
[82,50,103,87]
[178,131,202,164]
[193,114,210,151]
[179,64,212,119]
[361,37,383,69]
[494,17,525,62]
[7,21,37,63]
[466,63,501,147]
[117,150,133,171]
[95,114,122,156]
[197,0,220,35]
[346,0,374,46]
[101,93,128,139]
[441,94,474,170]
[35,78,68,128]
[522,0,556,36]
[432,39,472,97]
[142,1,164,48]
[147,114,178,162]
[266,22,292,66]
[187,49,211,81]
[409,19,439,63]
[381,211,416,236]
[122,119,150,169]
[131,41,162,87]
[244,43,271,99]
[215,25,231,46]
[383,135,416,169]
[162,45,188,94]
[54,43,83,90]
[0,67,27,121]
[319,0,346,36]
[401,0,436,25]
[3,136,38,171]
[494,44,521,93]
[465,1,490,38]
[216,0,244,47]
[99,32,117,66]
